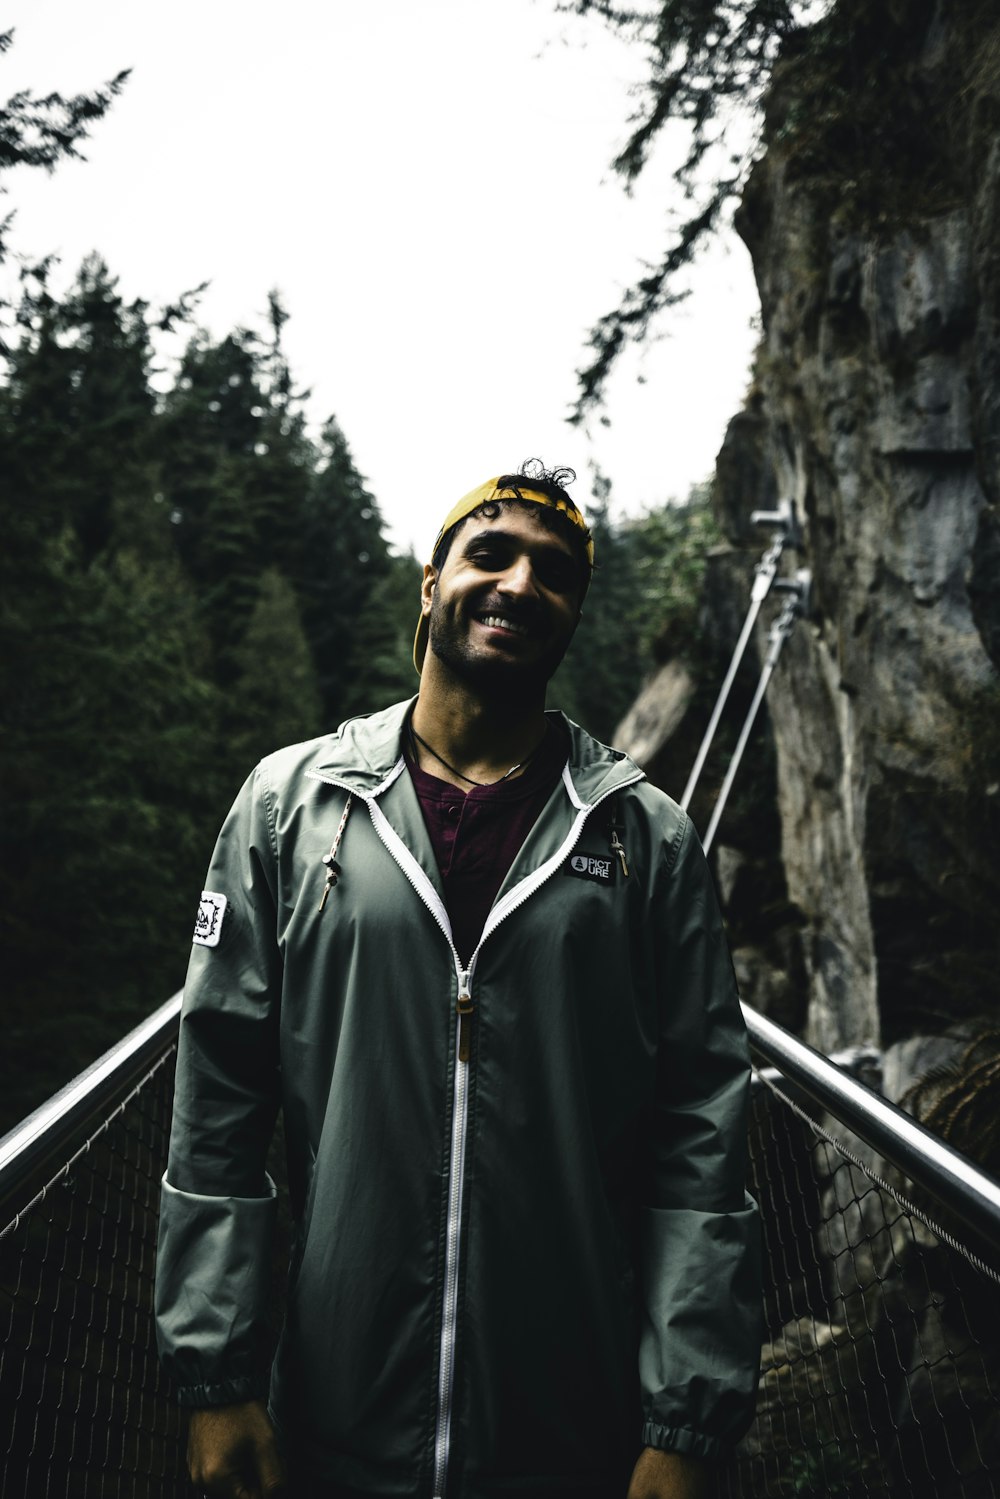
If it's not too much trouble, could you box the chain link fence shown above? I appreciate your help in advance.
[2,1004,999,1497]
[716,1063,1000,1498]
[0,1046,189,1499]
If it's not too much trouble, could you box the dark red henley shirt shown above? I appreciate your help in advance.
[406,719,569,968]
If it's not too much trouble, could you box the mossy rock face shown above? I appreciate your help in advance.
[701,0,1000,1055]
[751,0,976,235]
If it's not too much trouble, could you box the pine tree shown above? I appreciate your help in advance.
[548,474,644,739]
[2,256,158,562]
[296,419,393,724]
[0,269,224,1126]
[0,523,223,1129]
[0,247,415,1128]
[349,549,425,716]
[548,479,720,741]
[230,567,324,768]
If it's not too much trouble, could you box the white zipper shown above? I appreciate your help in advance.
[431,966,472,1499]
[308,762,469,1498]
[307,757,643,1499]
[427,769,643,1497]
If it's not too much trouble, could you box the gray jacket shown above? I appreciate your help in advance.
[155,699,761,1497]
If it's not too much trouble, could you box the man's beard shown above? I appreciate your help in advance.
[427,590,571,701]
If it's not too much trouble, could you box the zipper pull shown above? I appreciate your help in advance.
[608,797,629,878]
[457,988,475,1063]
[610,828,629,879]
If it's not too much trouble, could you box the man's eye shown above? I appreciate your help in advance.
[463,544,577,591]
[535,557,578,592]
[467,548,502,568]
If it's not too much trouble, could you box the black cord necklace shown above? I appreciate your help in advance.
[408,721,547,788]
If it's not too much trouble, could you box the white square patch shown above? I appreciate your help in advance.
[193,891,227,947]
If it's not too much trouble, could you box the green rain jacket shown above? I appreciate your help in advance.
[155,698,761,1498]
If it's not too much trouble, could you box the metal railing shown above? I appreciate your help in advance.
[727,1009,1000,1499]
[2,996,999,1497]
[0,996,183,1235]
[0,995,189,1499]
[743,1007,1000,1268]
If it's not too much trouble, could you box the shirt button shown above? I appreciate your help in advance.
[446,804,461,818]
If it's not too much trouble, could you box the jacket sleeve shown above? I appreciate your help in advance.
[154,763,282,1407]
[638,811,762,1461]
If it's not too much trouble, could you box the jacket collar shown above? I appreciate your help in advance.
[308,696,644,806]
[308,696,416,794]
[555,712,646,806]
[308,692,644,809]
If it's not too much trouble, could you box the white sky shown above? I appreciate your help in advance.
[1,0,759,557]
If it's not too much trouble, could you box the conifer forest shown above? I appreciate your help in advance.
[0,254,421,1127]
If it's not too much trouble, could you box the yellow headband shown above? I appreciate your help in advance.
[430,478,594,569]
[413,476,594,674]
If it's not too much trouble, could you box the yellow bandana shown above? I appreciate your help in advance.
[413,476,593,674]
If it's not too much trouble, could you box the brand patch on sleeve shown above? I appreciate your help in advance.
[193,891,228,947]
[563,851,616,886]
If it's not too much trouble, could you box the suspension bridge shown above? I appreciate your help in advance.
[2,513,999,1498]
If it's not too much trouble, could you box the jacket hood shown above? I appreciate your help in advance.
[308,696,644,806]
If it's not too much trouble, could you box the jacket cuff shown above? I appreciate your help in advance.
[174,1373,273,1409]
[154,1172,278,1399]
[638,1199,762,1450]
[641,1421,729,1462]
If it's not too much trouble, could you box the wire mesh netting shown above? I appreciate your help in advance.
[2,1035,999,1497]
[0,1050,189,1499]
[717,1066,1000,1499]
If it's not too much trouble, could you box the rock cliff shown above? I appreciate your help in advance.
[617,0,1000,1058]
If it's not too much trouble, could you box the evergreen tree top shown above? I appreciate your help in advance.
[560,0,809,419]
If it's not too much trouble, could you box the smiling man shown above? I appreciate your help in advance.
[155,462,761,1499]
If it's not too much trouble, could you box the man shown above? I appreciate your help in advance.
[155,463,761,1499]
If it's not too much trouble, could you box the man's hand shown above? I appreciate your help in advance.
[187,1399,286,1498]
[626,1445,709,1499]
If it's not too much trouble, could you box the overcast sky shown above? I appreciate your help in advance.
[2,0,759,556]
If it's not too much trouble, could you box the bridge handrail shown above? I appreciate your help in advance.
[743,1001,1000,1259]
[2,990,999,1264]
[2,990,998,1499]
[0,990,183,1227]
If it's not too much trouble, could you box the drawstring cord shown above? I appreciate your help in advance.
[318,794,354,912]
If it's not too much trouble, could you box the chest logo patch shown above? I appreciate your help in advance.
[564,851,615,886]
[193,891,228,947]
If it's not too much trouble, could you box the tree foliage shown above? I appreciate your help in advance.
[550,476,719,738]
[0,27,129,281]
[0,257,420,1131]
[230,568,325,768]
[558,0,814,416]
[0,30,128,178]
[564,0,973,414]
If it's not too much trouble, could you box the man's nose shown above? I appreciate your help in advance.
[496,554,539,598]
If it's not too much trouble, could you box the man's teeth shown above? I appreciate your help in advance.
[481,615,527,634]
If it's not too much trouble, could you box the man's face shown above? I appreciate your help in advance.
[421,506,584,697]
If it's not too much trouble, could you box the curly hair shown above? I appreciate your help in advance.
[431,459,592,589]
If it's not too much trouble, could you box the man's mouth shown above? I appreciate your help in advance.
[478,614,530,636]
